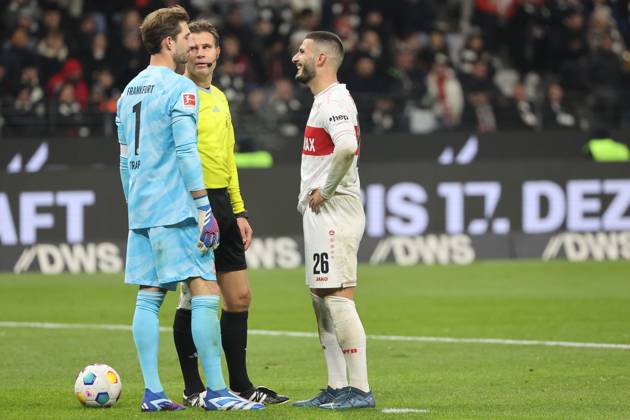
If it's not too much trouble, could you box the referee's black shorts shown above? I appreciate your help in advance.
[207,188,247,272]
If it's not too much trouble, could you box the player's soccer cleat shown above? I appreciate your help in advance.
[238,386,290,405]
[182,391,202,407]
[319,386,375,409]
[292,386,341,408]
[200,388,265,411]
[140,389,186,412]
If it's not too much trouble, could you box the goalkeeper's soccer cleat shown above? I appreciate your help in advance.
[319,386,375,410]
[140,389,186,412]
[238,386,289,405]
[182,391,202,407]
[200,388,265,411]
[292,386,341,408]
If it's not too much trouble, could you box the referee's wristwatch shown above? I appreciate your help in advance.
[235,211,249,219]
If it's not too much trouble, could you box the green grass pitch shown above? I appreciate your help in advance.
[1,261,629,419]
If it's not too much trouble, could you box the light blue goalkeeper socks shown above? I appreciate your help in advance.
[132,290,166,393]
[191,295,226,391]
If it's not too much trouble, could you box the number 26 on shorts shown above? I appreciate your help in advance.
[313,252,329,274]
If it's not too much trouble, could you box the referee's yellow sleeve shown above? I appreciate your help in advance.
[226,113,245,214]
[197,86,246,214]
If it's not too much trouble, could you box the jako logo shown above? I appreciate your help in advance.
[370,234,475,265]
[13,242,123,274]
[342,348,358,354]
[542,231,630,262]
[329,115,349,122]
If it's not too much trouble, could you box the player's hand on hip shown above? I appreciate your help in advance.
[195,196,220,253]
[308,189,327,214]
[236,217,253,251]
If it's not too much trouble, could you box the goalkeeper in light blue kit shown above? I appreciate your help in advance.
[116,6,263,412]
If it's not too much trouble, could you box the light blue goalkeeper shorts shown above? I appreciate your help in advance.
[124,217,216,291]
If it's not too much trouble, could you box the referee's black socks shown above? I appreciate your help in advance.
[173,308,205,395]
[221,310,254,393]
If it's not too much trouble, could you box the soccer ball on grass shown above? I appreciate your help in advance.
[74,364,122,407]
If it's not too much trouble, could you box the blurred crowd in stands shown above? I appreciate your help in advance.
[1,0,630,150]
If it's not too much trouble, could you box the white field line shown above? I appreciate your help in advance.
[382,408,430,414]
[0,321,629,351]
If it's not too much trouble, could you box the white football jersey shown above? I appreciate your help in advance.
[298,83,361,213]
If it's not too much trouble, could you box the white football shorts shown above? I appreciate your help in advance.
[302,194,365,289]
[177,281,193,310]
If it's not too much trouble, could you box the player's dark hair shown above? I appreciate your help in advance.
[305,31,344,63]
[140,5,190,55]
[189,20,220,46]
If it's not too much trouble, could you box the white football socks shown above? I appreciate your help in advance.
[325,295,370,392]
[311,293,348,389]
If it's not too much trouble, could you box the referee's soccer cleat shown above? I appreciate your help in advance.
[140,389,186,412]
[319,386,375,410]
[238,386,290,405]
[182,391,202,407]
[292,386,341,408]
[200,388,265,411]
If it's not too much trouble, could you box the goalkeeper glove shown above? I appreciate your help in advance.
[194,195,219,253]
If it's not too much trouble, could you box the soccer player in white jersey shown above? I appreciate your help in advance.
[290,31,375,410]
[116,6,262,412]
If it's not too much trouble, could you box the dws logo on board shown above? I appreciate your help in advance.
[13,242,123,274]
[542,232,630,262]
[12,237,304,274]
[245,237,302,269]
[370,235,475,265]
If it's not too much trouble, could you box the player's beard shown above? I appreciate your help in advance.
[173,48,190,66]
[295,59,315,84]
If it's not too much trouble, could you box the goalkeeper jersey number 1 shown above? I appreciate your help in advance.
[116,65,202,229]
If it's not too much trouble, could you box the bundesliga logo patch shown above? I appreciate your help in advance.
[182,93,196,108]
